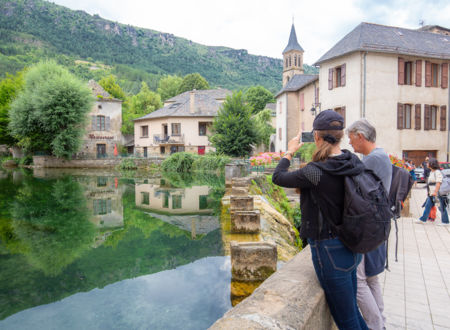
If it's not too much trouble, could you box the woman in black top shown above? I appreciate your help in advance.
[272,110,368,330]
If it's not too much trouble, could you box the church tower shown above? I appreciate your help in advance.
[282,24,304,86]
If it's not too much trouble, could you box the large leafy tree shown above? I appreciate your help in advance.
[210,91,257,157]
[157,74,183,101]
[122,82,162,134]
[253,109,275,147]
[177,73,210,94]
[9,61,93,158]
[0,71,24,146]
[244,86,275,114]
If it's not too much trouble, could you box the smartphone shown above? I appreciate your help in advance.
[301,132,314,143]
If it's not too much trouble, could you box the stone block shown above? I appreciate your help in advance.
[231,210,260,233]
[231,177,251,187]
[231,186,249,196]
[225,164,247,186]
[230,196,254,212]
[230,241,277,282]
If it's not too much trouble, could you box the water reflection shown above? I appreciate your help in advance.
[0,169,228,328]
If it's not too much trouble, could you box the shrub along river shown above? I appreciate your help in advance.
[0,168,234,330]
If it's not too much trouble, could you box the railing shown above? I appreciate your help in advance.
[153,134,185,145]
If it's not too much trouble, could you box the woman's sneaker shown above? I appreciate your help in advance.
[437,223,449,226]
[414,219,426,224]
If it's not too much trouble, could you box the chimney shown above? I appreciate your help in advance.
[190,90,196,114]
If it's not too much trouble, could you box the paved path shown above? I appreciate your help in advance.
[380,184,450,330]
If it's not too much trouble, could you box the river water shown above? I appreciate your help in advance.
[0,168,231,330]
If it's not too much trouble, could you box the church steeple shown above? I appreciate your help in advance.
[282,24,304,86]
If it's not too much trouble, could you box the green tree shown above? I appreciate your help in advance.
[210,92,257,157]
[177,73,210,94]
[0,71,24,146]
[253,109,275,147]
[9,61,93,158]
[244,86,275,114]
[98,74,126,100]
[122,82,162,134]
[157,74,183,101]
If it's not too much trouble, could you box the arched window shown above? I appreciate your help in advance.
[294,55,297,66]
[289,56,291,67]
[285,58,288,68]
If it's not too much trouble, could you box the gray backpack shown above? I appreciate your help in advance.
[439,171,450,195]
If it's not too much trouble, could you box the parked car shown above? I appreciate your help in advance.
[440,162,450,177]
[414,167,426,183]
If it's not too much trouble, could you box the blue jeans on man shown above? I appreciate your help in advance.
[419,195,449,223]
[308,237,368,330]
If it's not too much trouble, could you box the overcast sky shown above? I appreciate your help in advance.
[49,0,450,65]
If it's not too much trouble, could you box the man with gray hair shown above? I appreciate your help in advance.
[347,118,392,330]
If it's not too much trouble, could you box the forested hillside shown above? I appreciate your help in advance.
[0,0,317,93]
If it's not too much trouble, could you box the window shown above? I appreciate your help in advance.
[334,107,346,127]
[199,122,208,136]
[328,64,346,89]
[96,115,105,131]
[141,125,148,137]
[163,193,169,208]
[199,195,208,210]
[278,127,282,141]
[97,177,108,187]
[172,195,182,209]
[93,199,111,215]
[432,64,439,87]
[171,123,181,136]
[294,55,297,66]
[405,61,412,85]
[430,106,437,129]
[403,104,412,129]
[141,192,149,205]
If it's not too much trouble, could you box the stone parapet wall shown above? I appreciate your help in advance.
[32,156,165,168]
[210,247,336,330]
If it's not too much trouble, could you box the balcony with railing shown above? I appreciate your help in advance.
[153,134,185,145]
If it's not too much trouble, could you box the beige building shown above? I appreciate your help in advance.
[315,22,450,165]
[77,81,123,158]
[275,24,318,152]
[134,89,231,156]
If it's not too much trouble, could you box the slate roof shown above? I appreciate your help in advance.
[283,24,304,53]
[315,22,450,65]
[275,74,318,98]
[135,89,232,121]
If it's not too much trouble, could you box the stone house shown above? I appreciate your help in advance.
[78,80,123,158]
[315,22,450,165]
[275,24,318,152]
[134,89,231,156]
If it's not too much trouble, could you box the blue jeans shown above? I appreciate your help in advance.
[308,238,368,330]
[420,196,449,223]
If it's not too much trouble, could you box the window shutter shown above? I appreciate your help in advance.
[441,105,447,131]
[328,68,333,90]
[315,87,319,104]
[442,63,448,89]
[398,58,405,85]
[425,61,432,87]
[415,104,421,130]
[105,116,110,131]
[300,93,304,111]
[91,116,96,130]
[397,103,404,129]
[341,106,346,127]
[424,104,430,130]
[341,64,346,86]
[415,60,422,87]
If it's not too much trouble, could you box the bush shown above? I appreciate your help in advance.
[191,154,231,172]
[161,152,198,172]
[18,155,33,165]
[295,143,316,162]
[119,158,137,170]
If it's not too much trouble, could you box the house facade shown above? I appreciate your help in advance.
[134,89,231,156]
[275,24,318,152]
[78,80,123,158]
[315,23,450,165]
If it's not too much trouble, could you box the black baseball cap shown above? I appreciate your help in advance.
[313,109,344,131]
